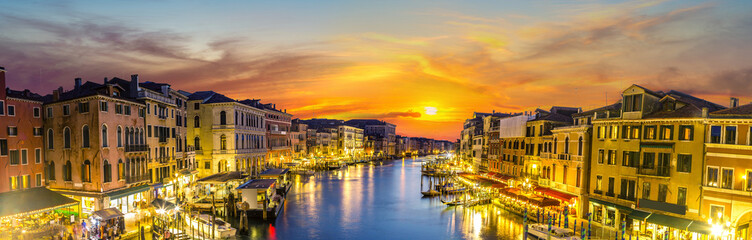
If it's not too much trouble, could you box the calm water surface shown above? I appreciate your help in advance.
[239,156,525,240]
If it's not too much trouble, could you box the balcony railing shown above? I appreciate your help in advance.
[126,174,150,184]
[270,130,287,135]
[541,153,552,159]
[558,154,571,160]
[125,144,149,152]
[637,166,670,177]
[571,155,584,161]
[617,194,636,202]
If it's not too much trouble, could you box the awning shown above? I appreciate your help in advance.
[105,185,151,200]
[0,187,79,218]
[627,210,652,221]
[179,169,198,176]
[91,207,124,221]
[589,198,632,212]
[535,187,577,203]
[490,183,508,189]
[197,171,246,184]
[687,221,712,235]
[646,213,693,230]
[151,198,176,210]
[259,168,290,176]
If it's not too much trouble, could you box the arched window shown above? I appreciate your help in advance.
[103,160,111,183]
[220,134,227,150]
[220,111,227,125]
[82,160,91,182]
[564,137,569,154]
[194,137,201,150]
[63,161,72,181]
[48,161,56,180]
[118,159,124,180]
[82,125,90,148]
[64,127,71,149]
[117,126,122,147]
[553,138,558,154]
[47,129,54,149]
[578,137,583,155]
[102,125,108,147]
[194,116,200,128]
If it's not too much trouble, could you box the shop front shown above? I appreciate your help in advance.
[105,185,151,215]
[0,187,79,239]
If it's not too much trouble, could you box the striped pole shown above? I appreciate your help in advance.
[564,206,569,228]
[621,220,626,240]
[547,216,552,240]
[523,207,528,240]
[587,213,592,240]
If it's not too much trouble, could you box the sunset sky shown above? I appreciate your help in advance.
[2,0,752,140]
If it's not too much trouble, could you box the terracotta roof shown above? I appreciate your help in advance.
[710,103,752,117]
[573,102,621,117]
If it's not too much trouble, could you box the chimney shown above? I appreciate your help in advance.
[130,74,139,98]
[730,97,739,108]
[702,107,709,118]
[104,77,108,85]
[0,66,6,99]
[161,85,170,97]
[74,78,82,89]
[53,89,60,101]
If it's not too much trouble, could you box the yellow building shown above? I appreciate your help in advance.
[524,107,578,182]
[588,85,725,239]
[187,92,267,177]
[702,102,752,239]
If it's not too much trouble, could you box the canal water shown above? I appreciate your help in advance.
[237,156,525,240]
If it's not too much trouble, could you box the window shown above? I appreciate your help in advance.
[622,151,639,167]
[204,161,210,170]
[622,126,630,139]
[7,126,17,136]
[578,137,583,155]
[35,173,42,187]
[100,125,108,147]
[0,101,4,115]
[0,139,6,156]
[220,111,227,125]
[710,126,722,143]
[78,102,89,113]
[644,126,656,140]
[677,187,687,206]
[642,182,650,199]
[33,107,40,118]
[679,125,693,140]
[611,126,618,139]
[194,102,200,110]
[608,177,615,195]
[103,160,111,183]
[147,125,152,138]
[631,126,641,139]
[47,129,54,149]
[124,106,131,115]
[748,171,752,191]
[20,149,27,165]
[35,148,41,164]
[64,127,71,148]
[642,152,655,169]
[598,149,604,164]
[707,167,719,187]
[9,176,17,190]
[33,127,42,136]
[194,116,200,128]
[194,137,201,150]
[658,184,668,202]
[46,107,52,118]
[595,175,603,192]
[115,104,123,114]
[118,159,124,180]
[608,150,616,165]
[100,101,108,112]
[82,125,90,148]
[48,161,56,181]
[82,160,91,182]
[726,126,737,144]
[722,168,734,189]
[598,126,605,139]
[117,126,122,147]
[677,154,691,173]
[659,125,673,140]
[9,150,19,165]
[63,105,70,115]
[623,94,642,112]
[710,206,725,222]
[7,105,15,116]
[64,161,72,181]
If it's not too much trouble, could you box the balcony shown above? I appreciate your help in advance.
[637,166,670,177]
[617,194,636,202]
[571,155,583,161]
[557,154,571,160]
[126,174,150,184]
[272,146,290,151]
[125,144,149,152]
[270,130,287,135]
[540,153,552,159]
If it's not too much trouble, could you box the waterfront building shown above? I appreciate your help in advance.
[43,76,150,216]
[260,103,293,165]
[290,119,308,159]
[498,114,534,178]
[588,85,724,239]
[108,77,193,199]
[523,107,578,183]
[345,119,396,157]
[187,92,267,177]
[299,118,364,159]
[703,100,752,239]
[484,114,502,172]
[0,67,46,192]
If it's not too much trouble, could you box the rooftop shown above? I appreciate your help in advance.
[237,179,277,190]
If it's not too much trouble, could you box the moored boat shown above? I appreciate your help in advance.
[421,189,440,197]
[526,223,580,240]
[184,214,237,239]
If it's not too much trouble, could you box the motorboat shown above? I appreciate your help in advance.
[526,223,580,240]
[185,214,237,239]
[421,189,441,197]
